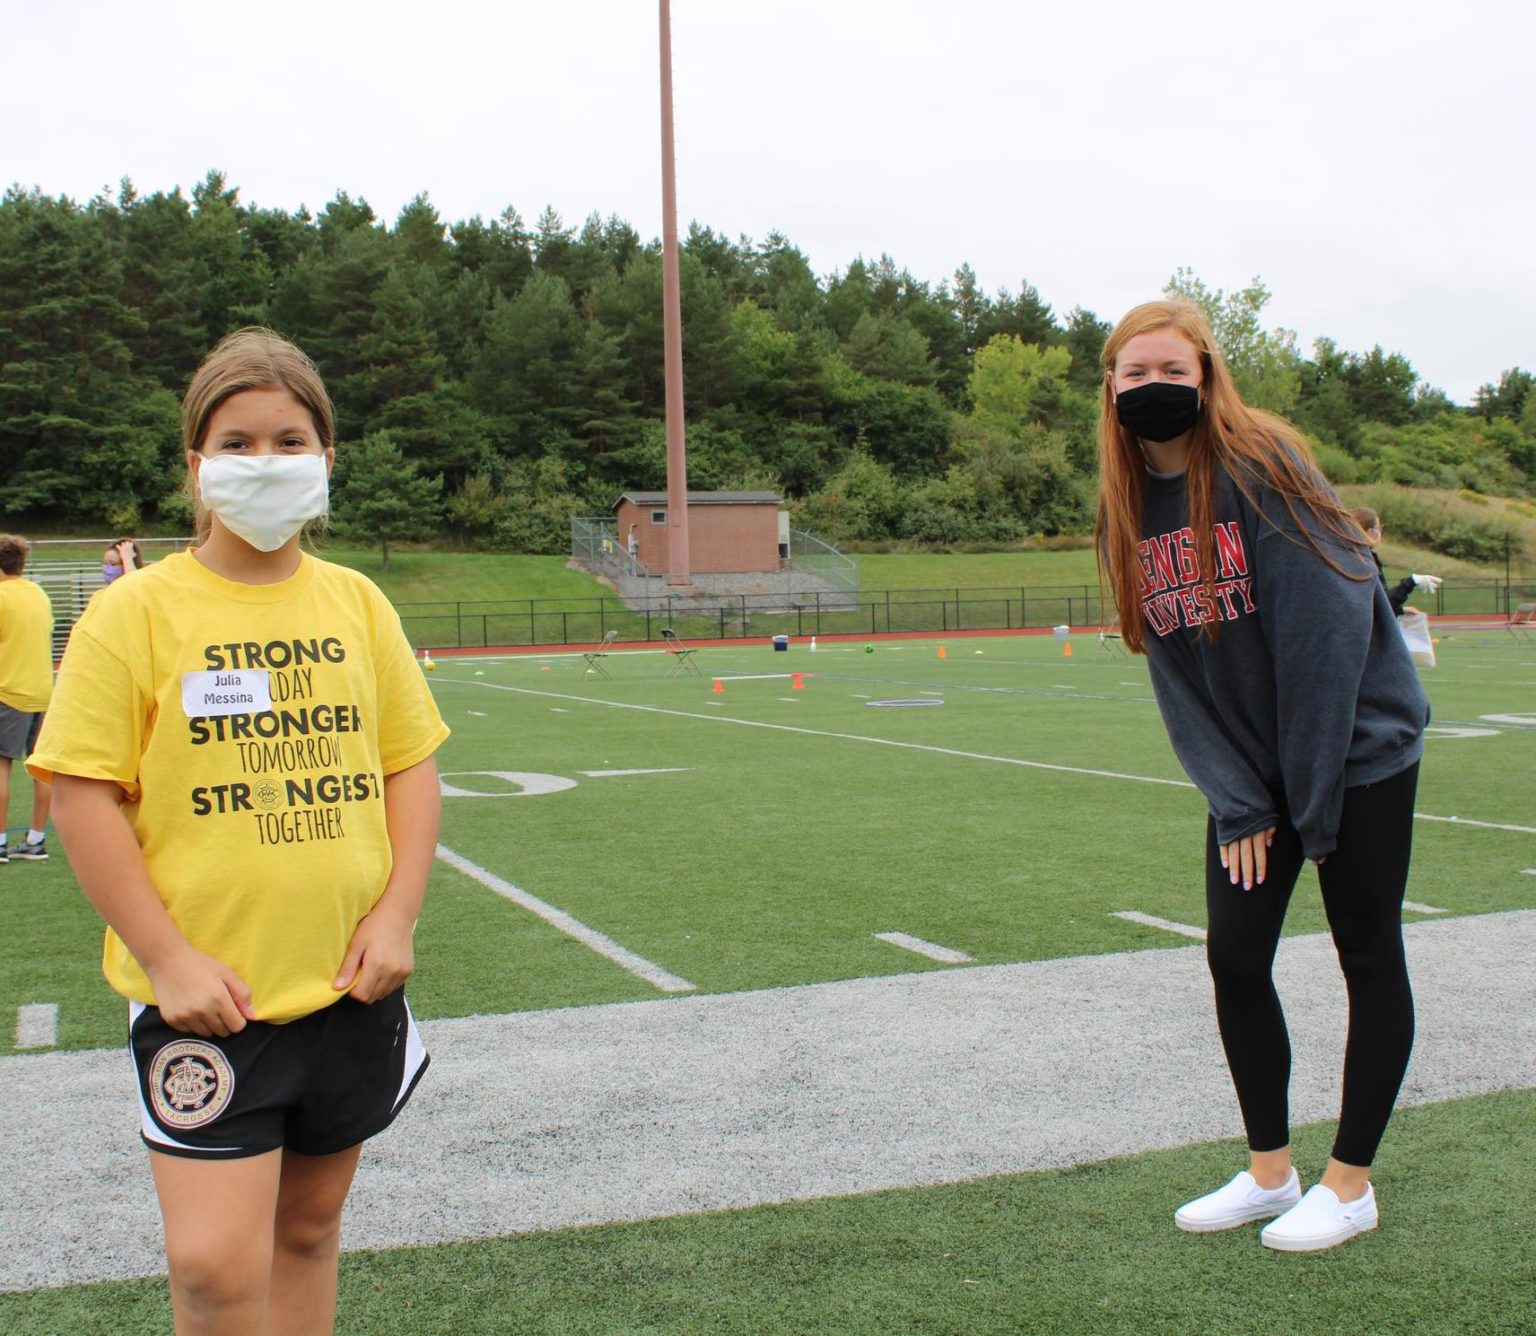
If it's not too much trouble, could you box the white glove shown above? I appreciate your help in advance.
[1412,574,1442,593]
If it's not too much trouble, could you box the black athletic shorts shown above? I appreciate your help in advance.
[129,988,429,1159]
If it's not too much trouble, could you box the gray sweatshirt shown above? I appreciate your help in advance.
[1138,465,1428,860]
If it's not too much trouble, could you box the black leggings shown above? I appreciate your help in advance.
[1204,762,1418,1167]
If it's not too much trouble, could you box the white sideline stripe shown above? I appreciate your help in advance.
[15,1004,58,1049]
[1523,869,1536,876]
[1415,814,1536,835]
[1111,911,1207,941]
[435,845,696,994]
[1403,901,1447,915]
[434,678,1198,791]
[874,932,973,964]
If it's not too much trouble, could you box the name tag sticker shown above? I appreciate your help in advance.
[182,670,273,718]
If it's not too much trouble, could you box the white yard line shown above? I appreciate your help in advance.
[434,845,696,995]
[873,932,974,964]
[14,1004,58,1049]
[433,678,1199,791]
[436,676,1536,831]
[1403,901,1448,915]
[1414,814,1536,835]
[1110,911,1207,941]
[579,768,692,777]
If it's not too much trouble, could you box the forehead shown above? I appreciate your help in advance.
[1114,327,1201,369]
[206,386,317,430]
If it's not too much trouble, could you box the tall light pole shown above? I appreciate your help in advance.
[659,0,690,586]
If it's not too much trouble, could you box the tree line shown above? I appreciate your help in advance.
[2,172,1532,555]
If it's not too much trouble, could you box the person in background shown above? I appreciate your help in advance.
[102,538,145,585]
[1096,299,1430,1253]
[1350,508,1441,615]
[0,533,54,862]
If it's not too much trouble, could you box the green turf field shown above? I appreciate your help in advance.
[4,628,1534,1050]
[2,627,1532,1330]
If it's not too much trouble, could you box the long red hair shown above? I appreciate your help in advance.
[1095,300,1367,652]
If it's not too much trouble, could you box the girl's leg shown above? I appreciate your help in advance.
[1204,814,1307,1177]
[269,1143,364,1336]
[1317,762,1419,1194]
[149,1149,283,1336]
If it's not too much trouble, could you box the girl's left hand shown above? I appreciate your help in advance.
[333,906,415,1002]
[1220,827,1276,892]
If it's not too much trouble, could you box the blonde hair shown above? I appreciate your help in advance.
[1095,299,1367,652]
[181,328,334,538]
[182,327,333,454]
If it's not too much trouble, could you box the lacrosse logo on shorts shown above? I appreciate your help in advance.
[149,1040,236,1129]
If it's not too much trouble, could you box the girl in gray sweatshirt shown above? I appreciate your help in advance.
[1096,299,1429,1254]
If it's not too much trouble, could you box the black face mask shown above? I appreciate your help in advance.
[1114,382,1201,442]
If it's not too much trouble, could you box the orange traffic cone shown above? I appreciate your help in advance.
[712,678,725,693]
[791,672,804,690]
[937,645,947,660]
[1063,642,1073,658]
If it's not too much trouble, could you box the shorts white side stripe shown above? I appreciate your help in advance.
[394,1000,429,1110]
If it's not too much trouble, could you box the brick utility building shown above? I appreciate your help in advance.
[613,491,787,576]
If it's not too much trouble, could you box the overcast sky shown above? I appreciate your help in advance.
[6,0,1531,403]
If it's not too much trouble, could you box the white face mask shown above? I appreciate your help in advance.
[198,454,329,552]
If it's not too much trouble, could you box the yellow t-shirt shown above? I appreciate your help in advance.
[29,551,449,1022]
[0,577,54,712]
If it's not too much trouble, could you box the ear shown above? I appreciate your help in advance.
[185,450,203,490]
[323,445,336,479]
[1104,370,1116,404]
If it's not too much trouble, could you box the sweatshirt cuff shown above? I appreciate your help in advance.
[1213,811,1279,845]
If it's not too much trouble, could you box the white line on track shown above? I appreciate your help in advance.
[1403,901,1447,915]
[434,844,696,994]
[15,1004,58,1049]
[873,932,973,964]
[1110,911,1207,941]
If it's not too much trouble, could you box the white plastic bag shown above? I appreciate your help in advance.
[1398,607,1436,668]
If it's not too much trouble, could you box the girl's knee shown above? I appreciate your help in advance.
[165,1237,269,1313]
[274,1201,345,1259]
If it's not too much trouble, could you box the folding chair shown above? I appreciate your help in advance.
[1098,625,1125,657]
[660,627,700,677]
[582,629,618,678]
[1509,602,1536,642]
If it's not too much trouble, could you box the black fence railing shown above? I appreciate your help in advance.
[396,578,1536,650]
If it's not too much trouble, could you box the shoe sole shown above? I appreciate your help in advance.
[8,851,46,861]
[1176,1201,1298,1233]
[1261,1215,1378,1252]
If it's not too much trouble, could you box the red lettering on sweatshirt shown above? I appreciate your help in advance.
[1137,524,1255,636]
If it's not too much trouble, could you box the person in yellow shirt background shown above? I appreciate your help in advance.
[0,532,53,863]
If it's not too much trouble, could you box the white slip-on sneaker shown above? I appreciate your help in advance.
[1261,1183,1378,1252]
[1175,1168,1302,1232]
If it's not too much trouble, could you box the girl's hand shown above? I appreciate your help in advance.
[333,906,416,1003]
[145,944,257,1037]
[1220,827,1276,892]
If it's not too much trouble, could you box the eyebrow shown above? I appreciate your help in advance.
[215,425,315,437]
